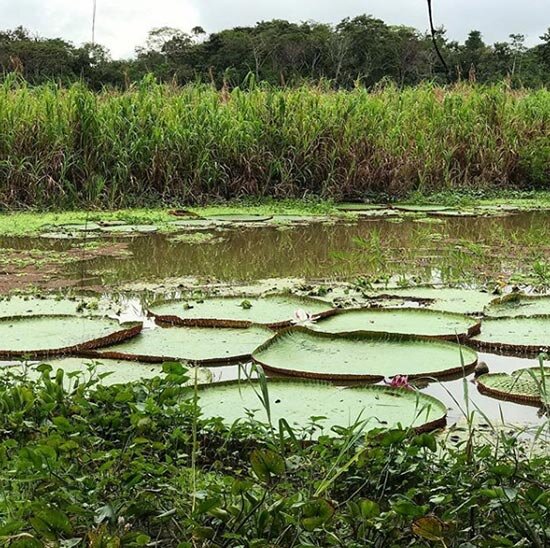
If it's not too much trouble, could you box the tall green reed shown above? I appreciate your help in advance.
[0,78,548,209]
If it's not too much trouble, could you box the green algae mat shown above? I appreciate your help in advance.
[91,324,272,365]
[253,328,477,382]
[0,316,142,358]
[149,294,334,328]
[198,380,447,435]
[311,308,480,341]
[477,367,550,406]
[485,294,550,318]
[470,316,550,356]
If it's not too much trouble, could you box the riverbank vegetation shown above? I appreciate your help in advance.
[2,17,550,89]
[0,363,548,547]
[1,80,549,209]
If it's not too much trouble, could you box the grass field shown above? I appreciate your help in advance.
[0,77,549,209]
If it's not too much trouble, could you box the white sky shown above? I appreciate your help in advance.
[0,0,548,59]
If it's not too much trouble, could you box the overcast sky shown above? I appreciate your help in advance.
[1,0,548,58]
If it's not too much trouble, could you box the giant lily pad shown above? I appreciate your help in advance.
[311,308,480,341]
[253,328,477,382]
[470,316,550,356]
[169,219,221,228]
[57,222,102,232]
[394,205,451,213]
[373,287,493,315]
[477,367,550,406]
[149,294,335,328]
[0,316,142,359]
[11,357,212,387]
[485,294,550,318]
[271,215,328,224]
[198,380,447,435]
[100,224,158,234]
[40,231,98,240]
[206,214,272,223]
[89,324,272,365]
[335,203,388,212]
[0,296,103,318]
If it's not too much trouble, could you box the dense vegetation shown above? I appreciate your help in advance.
[1,17,550,89]
[0,79,548,209]
[0,363,548,547]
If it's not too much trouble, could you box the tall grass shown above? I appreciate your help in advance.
[0,75,549,209]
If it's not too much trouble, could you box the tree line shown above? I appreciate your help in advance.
[1,16,550,88]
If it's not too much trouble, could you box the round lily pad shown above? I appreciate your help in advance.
[57,222,102,232]
[427,210,478,218]
[470,316,550,356]
[477,367,550,406]
[355,208,401,218]
[485,294,550,318]
[198,380,447,435]
[90,324,273,365]
[205,214,272,223]
[22,357,212,387]
[0,296,102,318]
[100,224,158,234]
[335,203,387,212]
[271,215,328,224]
[169,219,221,228]
[149,294,335,328]
[311,308,480,341]
[253,328,478,382]
[96,220,127,227]
[0,316,142,359]
[40,231,98,240]
[394,205,451,213]
[374,288,493,315]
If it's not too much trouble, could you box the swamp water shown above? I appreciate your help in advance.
[1,209,549,433]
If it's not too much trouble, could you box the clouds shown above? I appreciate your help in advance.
[0,0,200,58]
[0,0,548,58]
[194,0,549,46]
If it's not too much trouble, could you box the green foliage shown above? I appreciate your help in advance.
[1,20,550,89]
[0,80,549,209]
[0,364,549,546]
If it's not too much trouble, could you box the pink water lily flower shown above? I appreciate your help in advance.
[385,375,413,390]
[292,309,316,326]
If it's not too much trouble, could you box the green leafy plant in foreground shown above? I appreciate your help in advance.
[0,362,548,547]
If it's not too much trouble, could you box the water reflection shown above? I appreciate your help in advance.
[3,210,540,284]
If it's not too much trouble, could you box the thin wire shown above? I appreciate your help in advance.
[427,0,450,81]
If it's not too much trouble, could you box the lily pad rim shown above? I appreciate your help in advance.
[252,326,478,382]
[82,324,274,366]
[312,306,481,341]
[469,314,550,356]
[197,377,448,434]
[0,315,143,359]
[147,293,337,328]
[477,367,550,406]
[484,294,550,318]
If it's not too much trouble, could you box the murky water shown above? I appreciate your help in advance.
[1,210,549,429]
[2,210,548,285]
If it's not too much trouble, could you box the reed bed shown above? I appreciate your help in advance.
[0,76,549,209]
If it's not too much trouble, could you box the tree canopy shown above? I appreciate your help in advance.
[1,17,549,88]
